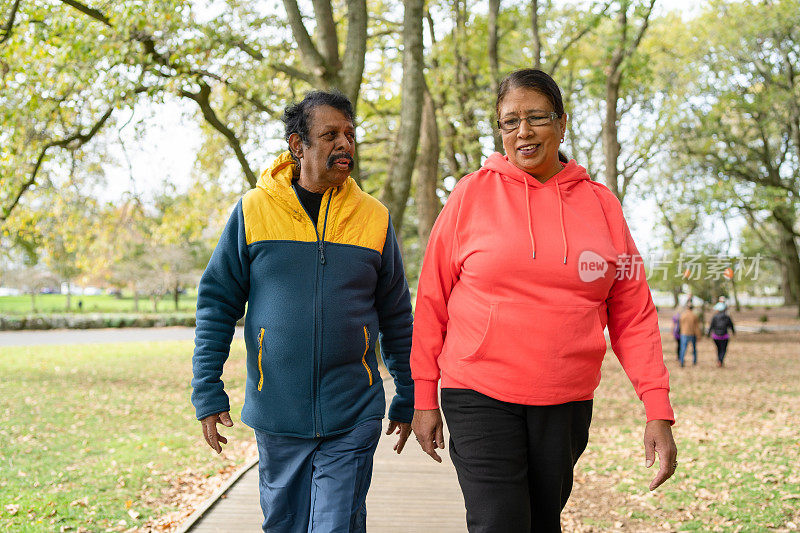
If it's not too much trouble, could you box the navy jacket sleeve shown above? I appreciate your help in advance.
[375,217,414,423]
[191,200,250,420]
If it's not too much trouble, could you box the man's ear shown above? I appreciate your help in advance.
[288,133,304,159]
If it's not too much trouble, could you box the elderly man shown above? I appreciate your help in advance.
[191,90,414,532]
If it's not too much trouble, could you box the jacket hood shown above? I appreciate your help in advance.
[257,151,295,191]
[254,151,369,235]
[482,152,591,189]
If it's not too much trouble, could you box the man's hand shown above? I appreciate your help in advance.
[644,419,678,491]
[386,420,412,453]
[411,408,445,463]
[200,411,234,454]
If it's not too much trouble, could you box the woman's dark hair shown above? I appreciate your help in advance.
[496,69,569,163]
[283,90,355,167]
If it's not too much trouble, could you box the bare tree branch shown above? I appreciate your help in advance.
[180,83,257,188]
[311,0,340,68]
[0,0,22,45]
[2,106,114,226]
[60,0,112,27]
[531,0,542,69]
[341,0,367,103]
[281,0,327,77]
[548,1,612,74]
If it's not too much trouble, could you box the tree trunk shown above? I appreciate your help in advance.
[530,0,542,69]
[380,0,425,238]
[776,226,800,310]
[30,291,37,313]
[671,286,680,309]
[174,282,180,311]
[65,281,72,312]
[415,85,441,252]
[452,0,481,169]
[773,204,800,315]
[603,74,622,200]
[131,283,140,312]
[600,0,655,205]
[729,276,741,312]
[488,0,502,153]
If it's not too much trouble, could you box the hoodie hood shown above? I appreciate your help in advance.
[481,152,593,264]
[482,152,591,189]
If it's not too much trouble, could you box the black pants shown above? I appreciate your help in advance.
[713,338,729,364]
[441,389,593,533]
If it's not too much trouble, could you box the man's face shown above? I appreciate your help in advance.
[291,105,356,192]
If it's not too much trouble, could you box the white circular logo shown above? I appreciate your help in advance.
[578,250,608,282]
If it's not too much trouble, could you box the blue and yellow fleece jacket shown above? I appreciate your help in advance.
[191,152,414,438]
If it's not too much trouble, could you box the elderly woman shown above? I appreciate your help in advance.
[410,69,677,532]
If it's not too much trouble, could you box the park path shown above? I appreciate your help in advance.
[0,326,243,346]
[180,376,466,533]
[3,322,797,348]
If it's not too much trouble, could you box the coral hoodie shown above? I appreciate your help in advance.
[411,153,674,423]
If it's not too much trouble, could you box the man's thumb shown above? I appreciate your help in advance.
[220,412,234,426]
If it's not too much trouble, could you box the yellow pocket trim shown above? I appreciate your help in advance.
[361,326,373,386]
[257,328,265,391]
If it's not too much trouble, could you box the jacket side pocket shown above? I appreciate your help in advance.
[257,327,265,391]
[361,326,373,386]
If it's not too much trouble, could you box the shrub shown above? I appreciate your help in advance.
[0,313,197,331]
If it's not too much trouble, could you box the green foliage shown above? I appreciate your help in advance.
[1,0,798,300]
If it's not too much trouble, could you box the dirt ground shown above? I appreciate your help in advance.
[562,323,799,531]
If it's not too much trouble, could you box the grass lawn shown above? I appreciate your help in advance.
[0,340,253,532]
[0,293,198,315]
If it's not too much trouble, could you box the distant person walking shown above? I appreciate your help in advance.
[671,309,681,360]
[708,302,735,367]
[678,303,702,367]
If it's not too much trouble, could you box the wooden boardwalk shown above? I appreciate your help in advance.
[183,377,466,532]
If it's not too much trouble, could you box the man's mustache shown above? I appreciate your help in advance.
[326,152,355,170]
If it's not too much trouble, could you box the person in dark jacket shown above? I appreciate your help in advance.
[191,90,414,533]
[707,302,735,367]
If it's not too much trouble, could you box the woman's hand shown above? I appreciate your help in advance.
[643,419,678,490]
[411,408,445,463]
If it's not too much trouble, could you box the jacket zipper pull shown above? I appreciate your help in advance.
[318,240,326,264]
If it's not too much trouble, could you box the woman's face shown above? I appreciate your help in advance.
[498,86,567,181]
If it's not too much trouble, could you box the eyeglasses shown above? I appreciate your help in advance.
[497,112,560,133]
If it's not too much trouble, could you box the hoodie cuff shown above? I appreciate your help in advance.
[642,389,675,424]
[413,379,440,410]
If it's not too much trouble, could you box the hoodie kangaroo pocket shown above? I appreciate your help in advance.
[457,302,607,390]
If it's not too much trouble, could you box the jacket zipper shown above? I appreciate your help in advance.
[361,326,373,386]
[313,192,334,435]
[292,185,335,437]
[257,327,265,391]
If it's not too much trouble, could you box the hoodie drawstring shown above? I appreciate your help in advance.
[523,175,536,259]
[522,175,568,265]
[556,180,567,264]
